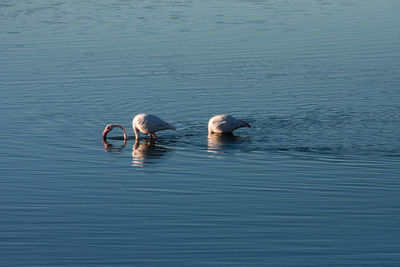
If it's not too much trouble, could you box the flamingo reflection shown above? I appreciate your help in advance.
[103,137,127,152]
[132,139,169,167]
[207,133,246,154]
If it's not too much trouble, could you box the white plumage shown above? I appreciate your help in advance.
[133,113,176,140]
[208,114,251,134]
[102,114,250,143]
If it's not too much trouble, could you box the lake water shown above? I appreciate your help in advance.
[1,0,400,265]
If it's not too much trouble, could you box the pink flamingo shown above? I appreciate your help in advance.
[208,114,251,134]
[102,114,176,141]
[132,113,176,140]
[102,124,127,141]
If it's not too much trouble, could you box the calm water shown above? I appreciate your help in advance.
[1,0,400,265]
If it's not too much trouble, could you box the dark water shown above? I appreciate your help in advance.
[1,0,400,265]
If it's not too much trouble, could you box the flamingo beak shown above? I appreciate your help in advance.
[245,122,251,128]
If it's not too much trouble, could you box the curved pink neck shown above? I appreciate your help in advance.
[133,127,140,140]
[114,124,128,140]
[103,124,128,140]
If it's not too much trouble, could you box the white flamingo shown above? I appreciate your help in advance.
[132,113,176,140]
[102,114,175,141]
[208,114,251,134]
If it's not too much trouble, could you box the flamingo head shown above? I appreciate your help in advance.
[102,124,128,141]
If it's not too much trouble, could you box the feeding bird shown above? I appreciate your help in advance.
[102,114,176,141]
[102,124,127,141]
[208,114,251,134]
[132,113,176,140]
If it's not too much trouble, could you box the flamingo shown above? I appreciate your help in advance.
[102,124,127,141]
[102,114,176,141]
[208,114,251,134]
[132,113,176,140]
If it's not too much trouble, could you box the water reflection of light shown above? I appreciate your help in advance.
[103,138,127,152]
[207,133,238,154]
[132,139,169,167]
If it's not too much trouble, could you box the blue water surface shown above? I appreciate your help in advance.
[1,0,400,266]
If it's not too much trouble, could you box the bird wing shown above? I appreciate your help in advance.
[146,115,171,133]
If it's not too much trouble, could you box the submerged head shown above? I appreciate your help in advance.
[102,124,127,140]
[102,124,115,139]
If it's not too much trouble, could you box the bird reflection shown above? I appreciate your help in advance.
[132,139,169,167]
[207,133,243,154]
[103,137,127,152]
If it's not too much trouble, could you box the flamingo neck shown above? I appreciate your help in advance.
[118,125,128,140]
[103,124,128,140]
[111,124,127,140]
[133,127,140,140]
[102,131,108,141]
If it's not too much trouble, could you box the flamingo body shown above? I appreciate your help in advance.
[133,113,176,139]
[208,114,251,134]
